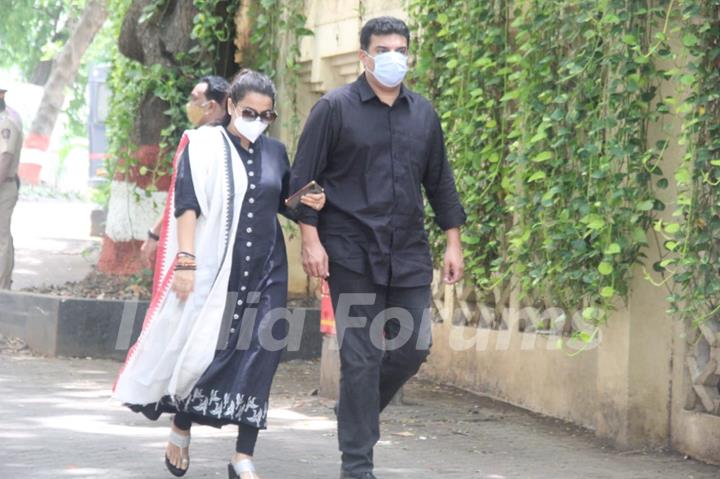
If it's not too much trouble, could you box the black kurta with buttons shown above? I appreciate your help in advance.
[131,130,296,430]
[289,73,467,288]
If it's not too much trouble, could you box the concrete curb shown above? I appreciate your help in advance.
[0,291,321,361]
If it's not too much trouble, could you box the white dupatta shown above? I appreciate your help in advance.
[113,125,247,405]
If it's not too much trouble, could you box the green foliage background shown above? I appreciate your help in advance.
[104,0,310,199]
[664,1,720,326]
[0,0,115,139]
[99,0,720,327]
[0,0,86,80]
[104,0,240,194]
[409,0,720,325]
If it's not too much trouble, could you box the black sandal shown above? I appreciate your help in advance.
[164,430,191,477]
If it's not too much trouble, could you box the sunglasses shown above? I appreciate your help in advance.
[237,106,278,124]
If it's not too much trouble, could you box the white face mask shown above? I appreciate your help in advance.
[233,115,268,144]
[365,50,409,88]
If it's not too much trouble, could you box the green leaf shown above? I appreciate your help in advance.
[527,171,547,182]
[578,331,594,343]
[604,243,621,255]
[532,151,553,163]
[664,223,680,235]
[581,214,606,230]
[637,200,655,211]
[682,33,699,47]
[582,307,597,321]
[622,34,638,46]
[598,262,614,276]
[600,286,615,298]
[680,74,695,86]
[675,167,691,185]
[500,90,520,102]
[530,131,548,143]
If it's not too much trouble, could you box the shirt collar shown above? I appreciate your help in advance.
[356,73,409,103]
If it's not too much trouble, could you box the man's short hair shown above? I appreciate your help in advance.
[199,75,230,105]
[360,16,410,51]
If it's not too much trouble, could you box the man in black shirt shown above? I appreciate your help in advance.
[290,17,466,479]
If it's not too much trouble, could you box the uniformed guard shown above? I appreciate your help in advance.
[0,81,23,289]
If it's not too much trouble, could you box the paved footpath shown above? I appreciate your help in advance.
[11,197,99,290]
[1,348,719,479]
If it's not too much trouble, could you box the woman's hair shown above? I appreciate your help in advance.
[198,75,230,105]
[229,69,276,108]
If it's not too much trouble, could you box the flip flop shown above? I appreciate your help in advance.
[164,429,191,477]
[228,458,258,478]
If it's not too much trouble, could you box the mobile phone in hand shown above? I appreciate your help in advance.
[285,180,324,209]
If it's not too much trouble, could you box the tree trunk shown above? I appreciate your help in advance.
[29,0,108,146]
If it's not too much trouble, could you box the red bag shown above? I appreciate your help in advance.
[319,279,336,335]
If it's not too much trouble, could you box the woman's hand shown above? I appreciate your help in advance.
[300,192,326,211]
[172,270,195,301]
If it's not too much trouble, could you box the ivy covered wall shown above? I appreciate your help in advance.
[409,0,720,328]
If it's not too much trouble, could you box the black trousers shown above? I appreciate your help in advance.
[328,262,432,476]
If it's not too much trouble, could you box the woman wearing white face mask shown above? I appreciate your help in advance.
[113,70,325,479]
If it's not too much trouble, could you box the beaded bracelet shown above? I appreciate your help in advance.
[175,265,197,271]
[175,252,197,271]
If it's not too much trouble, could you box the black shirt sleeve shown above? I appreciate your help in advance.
[278,144,299,222]
[174,144,201,218]
[423,111,467,230]
[289,98,336,226]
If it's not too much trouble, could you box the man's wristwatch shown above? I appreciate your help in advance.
[147,229,160,241]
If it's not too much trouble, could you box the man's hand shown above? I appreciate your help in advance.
[300,223,329,278]
[142,219,163,268]
[443,227,464,284]
[298,192,326,211]
[140,239,158,268]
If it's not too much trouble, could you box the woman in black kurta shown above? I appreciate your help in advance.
[129,71,325,479]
